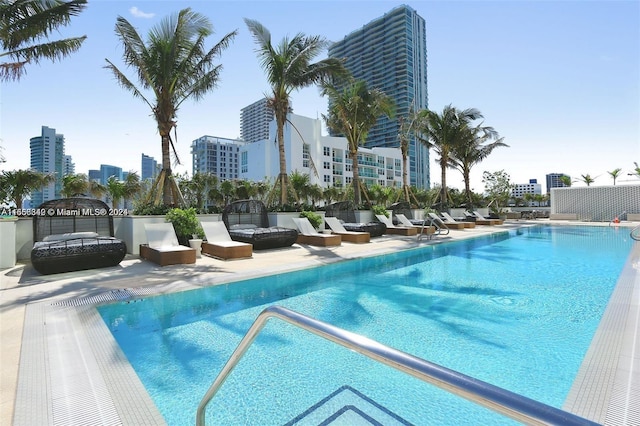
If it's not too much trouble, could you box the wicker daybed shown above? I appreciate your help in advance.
[388,201,426,226]
[31,198,127,275]
[222,200,298,250]
[325,201,386,237]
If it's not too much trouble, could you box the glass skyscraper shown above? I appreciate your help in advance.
[29,126,65,206]
[329,4,430,188]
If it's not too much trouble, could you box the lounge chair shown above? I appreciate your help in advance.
[222,200,298,250]
[292,217,341,247]
[426,212,465,230]
[395,213,438,234]
[441,212,476,228]
[201,221,252,260]
[388,201,426,226]
[375,214,418,236]
[30,197,127,275]
[470,211,504,226]
[325,201,386,237]
[324,217,370,243]
[139,223,196,266]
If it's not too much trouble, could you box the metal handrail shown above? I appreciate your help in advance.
[631,225,640,241]
[195,305,598,426]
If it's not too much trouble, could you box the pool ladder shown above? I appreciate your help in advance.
[196,305,598,426]
[418,217,449,241]
[631,225,640,241]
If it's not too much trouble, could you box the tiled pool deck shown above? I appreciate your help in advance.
[1,220,638,425]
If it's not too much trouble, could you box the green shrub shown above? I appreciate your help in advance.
[371,205,388,217]
[166,207,204,239]
[300,210,323,229]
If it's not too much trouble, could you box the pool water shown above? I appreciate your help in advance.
[98,226,633,425]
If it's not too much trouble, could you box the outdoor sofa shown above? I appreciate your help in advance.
[31,197,127,275]
[222,200,298,250]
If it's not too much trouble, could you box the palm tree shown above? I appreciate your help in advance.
[559,175,571,187]
[415,105,483,209]
[322,79,394,205]
[105,176,125,209]
[449,123,508,209]
[397,109,424,206]
[1,169,54,209]
[244,18,346,207]
[579,174,596,186]
[122,172,142,208]
[88,180,106,199]
[1,0,87,82]
[105,8,237,206]
[61,173,89,197]
[607,168,622,185]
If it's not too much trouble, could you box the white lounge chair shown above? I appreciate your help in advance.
[470,211,503,225]
[441,212,476,228]
[292,217,341,247]
[324,217,370,243]
[426,212,465,230]
[375,214,418,236]
[397,213,438,235]
[140,223,196,266]
[201,221,252,260]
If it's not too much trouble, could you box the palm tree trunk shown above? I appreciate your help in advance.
[351,148,361,205]
[439,156,448,208]
[161,133,172,205]
[463,169,472,208]
[277,113,288,206]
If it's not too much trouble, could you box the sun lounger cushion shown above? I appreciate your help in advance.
[228,226,297,250]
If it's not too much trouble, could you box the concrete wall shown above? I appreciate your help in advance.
[551,185,640,222]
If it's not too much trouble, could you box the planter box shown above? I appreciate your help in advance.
[0,218,18,268]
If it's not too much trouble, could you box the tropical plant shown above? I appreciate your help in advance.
[299,210,322,230]
[579,174,596,186]
[105,176,125,209]
[165,207,204,243]
[632,162,640,178]
[559,175,571,187]
[61,173,89,197]
[0,0,87,82]
[1,169,54,208]
[105,8,237,206]
[244,18,346,207]
[397,110,423,206]
[414,105,484,210]
[122,172,142,207]
[607,168,622,185]
[88,179,106,199]
[449,123,507,209]
[371,204,388,217]
[482,170,513,214]
[322,79,394,205]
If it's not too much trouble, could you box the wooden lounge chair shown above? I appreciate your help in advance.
[375,214,418,236]
[201,221,252,260]
[292,217,341,247]
[470,211,504,226]
[324,217,370,243]
[388,201,426,226]
[426,212,465,230]
[441,212,476,228]
[139,223,196,266]
[396,213,437,234]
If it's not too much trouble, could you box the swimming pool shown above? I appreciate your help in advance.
[98,225,633,425]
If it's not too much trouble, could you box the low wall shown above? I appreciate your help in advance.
[551,185,640,222]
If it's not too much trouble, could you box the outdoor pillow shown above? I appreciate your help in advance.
[42,231,99,242]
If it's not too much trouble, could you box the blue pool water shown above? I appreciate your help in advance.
[98,226,634,425]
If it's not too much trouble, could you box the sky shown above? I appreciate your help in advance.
[1,0,639,193]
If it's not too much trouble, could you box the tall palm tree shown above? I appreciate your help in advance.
[414,105,483,209]
[579,174,596,186]
[449,123,508,208]
[244,18,346,207]
[607,168,622,185]
[1,169,54,209]
[1,0,87,82]
[105,176,125,209]
[322,79,394,205]
[105,8,237,206]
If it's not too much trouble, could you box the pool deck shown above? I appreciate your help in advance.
[1,220,638,425]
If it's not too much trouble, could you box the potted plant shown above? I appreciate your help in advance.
[165,207,204,246]
[300,210,323,231]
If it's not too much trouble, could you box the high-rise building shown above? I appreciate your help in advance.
[546,173,570,194]
[191,136,246,180]
[240,98,274,143]
[141,153,158,181]
[328,5,429,188]
[63,155,75,175]
[88,169,101,182]
[512,179,542,202]
[100,164,123,184]
[30,126,65,206]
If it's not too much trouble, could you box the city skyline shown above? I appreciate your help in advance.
[1,1,639,192]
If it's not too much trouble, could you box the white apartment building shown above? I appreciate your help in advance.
[191,136,246,180]
[512,180,542,200]
[239,114,405,189]
[240,98,273,143]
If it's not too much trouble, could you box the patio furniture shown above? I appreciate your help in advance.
[30,197,127,275]
[324,201,386,237]
[426,212,465,230]
[375,214,418,236]
[441,212,476,228]
[324,217,370,243]
[139,223,196,266]
[397,213,438,234]
[222,200,298,250]
[201,221,252,260]
[388,201,426,226]
[292,217,341,247]
[469,211,504,225]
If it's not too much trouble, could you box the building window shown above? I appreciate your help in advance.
[324,161,330,169]
[324,175,331,183]
[323,146,330,156]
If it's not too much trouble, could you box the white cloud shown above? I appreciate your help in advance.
[129,6,155,19]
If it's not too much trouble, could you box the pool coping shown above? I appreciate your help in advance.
[10,222,640,425]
